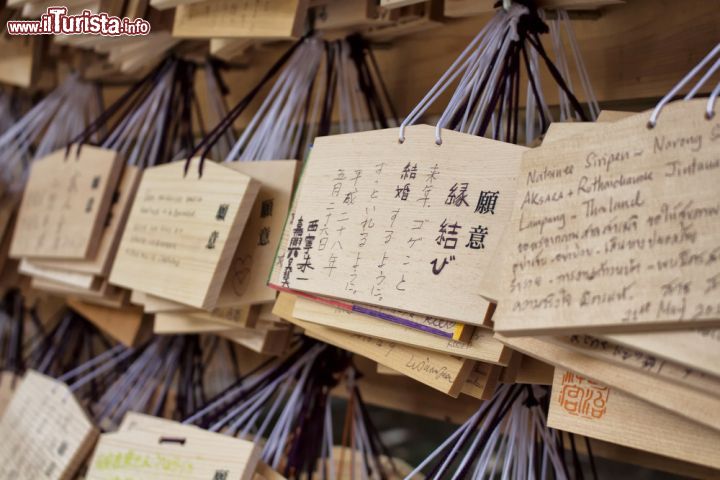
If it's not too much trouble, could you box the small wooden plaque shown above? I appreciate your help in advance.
[292,296,510,364]
[548,368,720,470]
[173,0,308,39]
[494,100,720,334]
[10,146,123,260]
[272,125,525,326]
[86,415,260,480]
[109,159,260,309]
[217,160,298,308]
[0,371,99,480]
[33,165,142,276]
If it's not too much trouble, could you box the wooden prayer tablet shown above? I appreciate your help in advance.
[32,165,142,276]
[152,308,264,333]
[0,371,99,480]
[217,160,298,307]
[604,328,720,378]
[548,369,720,471]
[461,362,501,400]
[495,334,720,433]
[313,0,381,31]
[19,258,99,289]
[153,311,238,334]
[292,296,511,365]
[506,355,554,385]
[271,125,526,326]
[136,161,298,313]
[109,159,260,310]
[255,461,288,480]
[133,291,184,312]
[218,324,292,355]
[332,356,482,424]
[551,334,720,397]
[380,0,426,8]
[67,298,148,347]
[546,115,720,382]
[0,193,18,245]
[494,100,720,334]
[276,292,473,396]
[31,276,128,308]
[0,371,19,417]
[173,0,308,39]
[86,419,260,480]
[0,35,40,88]
[192,304,264,328]
[10,146,122,260]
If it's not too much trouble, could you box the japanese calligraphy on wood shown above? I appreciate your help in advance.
[10,146,122,260]
[32,165,141,276]
[0,371,99,480]
[272,125,525,326]
[109,159,260,309]
[216,160,298,307]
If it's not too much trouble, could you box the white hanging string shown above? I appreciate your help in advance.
[398,12,503,142]
[401,6,598,148]
[226,37,325,162]
[545,10,573,121]
[648,42,720,127]
[225,35,385,163]
[707,81,720,118]
[684,56,720,101]
[0,75,100,191]
[560,10,599,119]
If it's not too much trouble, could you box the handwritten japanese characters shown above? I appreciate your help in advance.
[272,125,525,325]
[494,100,720,334]
[110,159,259,309]
[0,371,98,480]
[30,166,141,276]
[214,160,298,308]
[10,146,122,259]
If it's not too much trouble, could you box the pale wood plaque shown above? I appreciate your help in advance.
[272,125,526,325]
[0,371,98,480]
[110,159,260,309]
[87,414,259,480]
[548,368,720,470]
[494,100,720,334]
[10,146,122,260]
[173,0,308,39]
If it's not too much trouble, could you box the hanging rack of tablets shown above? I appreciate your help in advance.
[0,1,717,479]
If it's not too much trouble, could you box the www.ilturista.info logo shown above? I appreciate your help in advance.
[7,7,151,35]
